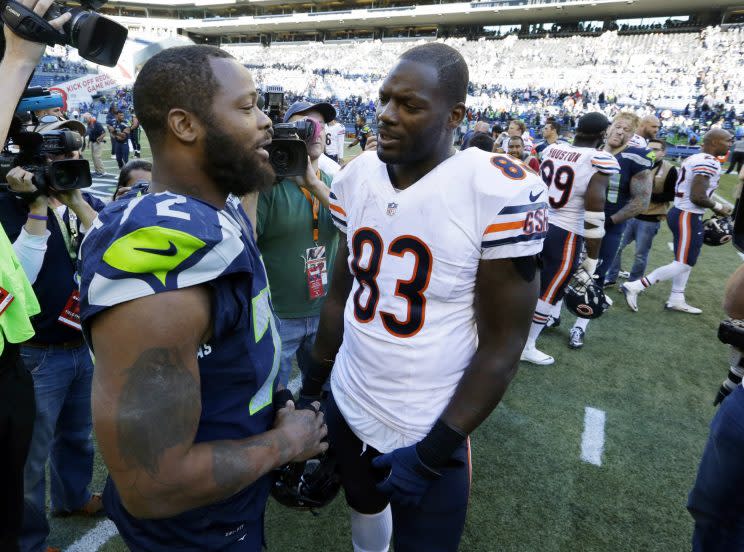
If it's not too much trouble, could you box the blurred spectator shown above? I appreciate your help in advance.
[85,116,107,176]
[0,118,105,552]
[256,101,339,388]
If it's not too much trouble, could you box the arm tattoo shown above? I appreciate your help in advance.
[117,348,200,476]
[211,436,279,492]
[612,170,652,223]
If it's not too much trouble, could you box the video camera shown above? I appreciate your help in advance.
[1,119,91,198]
[1,0,127,67]
[265,120,314,178]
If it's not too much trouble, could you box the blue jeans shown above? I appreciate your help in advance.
[277,316,320,389]
[19,343,95,552]
[688,385,744,550]
[605,218,661,283]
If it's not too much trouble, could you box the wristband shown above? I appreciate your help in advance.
[713,202,723,213]
[27,214,48,221]
[416,419,467,469]
[272,388,295,411]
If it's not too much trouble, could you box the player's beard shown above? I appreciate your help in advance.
[203,125,276,197]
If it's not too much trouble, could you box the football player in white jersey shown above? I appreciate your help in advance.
[621,129,734,313]
[298,43,548,552]
[521,113,620,365]
[628,115,661,149]
[324,117,346,163]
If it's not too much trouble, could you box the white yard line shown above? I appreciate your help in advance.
[667,241,675,252]
[580,407,606,467]
[64,519,118,552]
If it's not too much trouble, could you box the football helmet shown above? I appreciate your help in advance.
[565,269,610,319]
[270,451,341,510]
[703,216,733,247]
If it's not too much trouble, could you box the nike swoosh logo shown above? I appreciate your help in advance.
[133,241,178,256]
[529,190,544,202]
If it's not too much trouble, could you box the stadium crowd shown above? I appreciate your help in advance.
[2,4,744,551]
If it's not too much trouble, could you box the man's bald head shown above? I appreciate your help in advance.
[703,128,734,157]
[638,115,661,140]
[474,121,490,134]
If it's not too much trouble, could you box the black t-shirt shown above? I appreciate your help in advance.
[0,192,105,344]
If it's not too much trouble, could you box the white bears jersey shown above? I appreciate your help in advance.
[539,143,620,236]
[674,153,721,214]
[628,134,648,149]
[324,122,346,158]
[328,149,547,452]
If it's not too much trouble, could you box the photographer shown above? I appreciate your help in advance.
[0,9,105,549]
[1,5,66,551]
[256,101,339,388]
[112,158,151,201]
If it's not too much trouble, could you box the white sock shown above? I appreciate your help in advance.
[573,317,590,331]
[669,264,692,303]
[351,505,392,552]
[527,299,552,347]
[551,300,563,318]
[646,261,687,286]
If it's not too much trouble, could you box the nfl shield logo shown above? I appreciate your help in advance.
[387,202,398,216]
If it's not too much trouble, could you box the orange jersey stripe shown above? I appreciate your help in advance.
[329,203,347,216]
[484,220,525,234]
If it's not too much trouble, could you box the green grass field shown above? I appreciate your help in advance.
[48,140,743,551]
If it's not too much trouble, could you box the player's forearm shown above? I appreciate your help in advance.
[440,346,521,435]
[116,428,295,519]
[584,237,602,261]
[609,194,648,223]
[311,291,346,370]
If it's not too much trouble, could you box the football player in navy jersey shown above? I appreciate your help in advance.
[78,46,327,551]
[567,112,654,348]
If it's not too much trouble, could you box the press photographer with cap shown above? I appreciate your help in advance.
[0,7,106,549]
[256,100,340,389]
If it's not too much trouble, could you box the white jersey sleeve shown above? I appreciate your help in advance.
[674,153,721,214]
[479,155,548,260]
[591,150,621,175]
[329,165,351,233]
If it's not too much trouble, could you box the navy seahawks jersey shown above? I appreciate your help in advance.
[79,192,281,551]
[605,146,655,216]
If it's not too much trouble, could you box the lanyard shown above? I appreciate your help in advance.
[52,207,78,264]
[300,170,321,242]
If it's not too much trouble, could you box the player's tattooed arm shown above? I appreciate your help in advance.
[91,285,326,519]
[609,168,652,224]
[439,257,539,434]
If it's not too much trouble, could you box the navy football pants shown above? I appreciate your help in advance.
[325,391,471,552]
